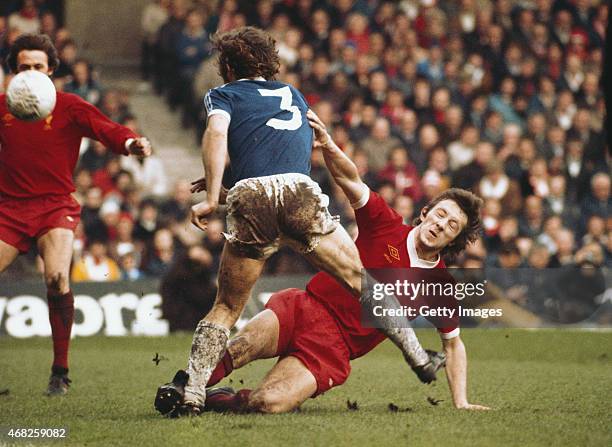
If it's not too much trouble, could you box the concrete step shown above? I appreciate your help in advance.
[97,67,204,188]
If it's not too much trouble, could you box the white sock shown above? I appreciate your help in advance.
[184,320,230,405]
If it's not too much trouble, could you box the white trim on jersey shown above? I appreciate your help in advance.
[351,184,370,209]
[238,77,266,81]
[207,109,231,122]
[406,229,440,268]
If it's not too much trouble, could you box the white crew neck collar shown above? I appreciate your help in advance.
[407,228,439,268]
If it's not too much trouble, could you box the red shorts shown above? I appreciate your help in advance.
[265,288,351,396]
[0,195,81,252]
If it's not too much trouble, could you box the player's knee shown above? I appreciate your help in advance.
[248,390,290,414]
[44,271,69,294]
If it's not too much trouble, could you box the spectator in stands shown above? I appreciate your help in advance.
[358,116,402,172]
[582,215,607,248]
[53,38,78,79]
[119,248,145,281]
[144,228,178,276]
[156,0,188,95]
[519,195,545,238]
[580,173,610,225]
[120,147,168,198]
[8,0,40,35]
[160,245,217,331]
[80,141,112,173]
[133,199,160,245]
[551,228,576,268]
[174,7,211,127]
[71,239,121,282]
[141,0,170,81]
[377,146,422,202]
[451,139,493,190]
[393,195,414,225]
[160,179,192,224]
[63,59,102,105]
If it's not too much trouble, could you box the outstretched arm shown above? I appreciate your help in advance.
[442,336,490,410]
[191,114,230,231]
[307,110,368,205]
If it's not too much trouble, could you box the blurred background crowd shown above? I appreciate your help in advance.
[1,0,610,325]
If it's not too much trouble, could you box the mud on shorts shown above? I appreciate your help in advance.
[223,173,338,259]
[265,288,351,396]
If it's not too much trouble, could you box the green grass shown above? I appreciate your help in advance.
[0,330,610,446]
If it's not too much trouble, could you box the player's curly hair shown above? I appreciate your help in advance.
[413,188,483,258]
[7,33,60,73]
[213,26,280,81]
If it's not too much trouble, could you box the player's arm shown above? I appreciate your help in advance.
[69,96,151,157]
[191,114,230,231]
[307,110,367,205]
[442,336,490,410]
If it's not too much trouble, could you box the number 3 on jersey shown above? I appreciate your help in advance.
[258,86,302,131]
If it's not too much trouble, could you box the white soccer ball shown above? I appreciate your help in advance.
[6,70,57,121]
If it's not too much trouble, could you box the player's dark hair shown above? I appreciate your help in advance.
[7,33,60,73]
[213,26,280,81]
[413,188,483,258]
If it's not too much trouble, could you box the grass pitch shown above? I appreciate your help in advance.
[0,329,610,446]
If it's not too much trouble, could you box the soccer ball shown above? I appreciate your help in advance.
[6,70,57,121]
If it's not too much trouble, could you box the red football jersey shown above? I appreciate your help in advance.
[307,189,459,360]
[0,92,137,198]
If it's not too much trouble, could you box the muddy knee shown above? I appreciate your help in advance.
[45,271,69,295]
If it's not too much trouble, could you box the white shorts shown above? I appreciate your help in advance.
[224,173,338,259]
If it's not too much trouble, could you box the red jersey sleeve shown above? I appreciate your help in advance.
[66,94,137,155]
[354,189,404,236]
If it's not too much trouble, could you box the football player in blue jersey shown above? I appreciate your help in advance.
[154,27,443,417]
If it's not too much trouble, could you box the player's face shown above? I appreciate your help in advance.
[419,199,468,250]
[16,50,52,75]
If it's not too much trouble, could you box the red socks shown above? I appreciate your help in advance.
[47,291,74,372]
[206,389,252,413]
[207,350,234,386]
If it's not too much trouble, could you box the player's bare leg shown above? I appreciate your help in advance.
[37,228,75,395]
[0,239,19,272]
[205,309,279,390]
[302,225,362,296]
[303,226,431,371]
[247,356,317,413]
[38,228,73,294]
[208,356,316,414]
[228,309,279,368]
[181,242,266,411]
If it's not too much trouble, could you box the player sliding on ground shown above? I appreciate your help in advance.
[171,111,490,414]
[155,27,441,417]
[0,34,152,395]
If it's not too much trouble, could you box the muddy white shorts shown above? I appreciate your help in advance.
[224,173,338,259]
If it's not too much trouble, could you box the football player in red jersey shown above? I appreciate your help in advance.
[0,34,152,395]
[169,110,490,414]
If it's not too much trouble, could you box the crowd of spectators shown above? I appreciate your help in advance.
[147,0,609,268]
[144,0,610,322]
[1,1,610,322]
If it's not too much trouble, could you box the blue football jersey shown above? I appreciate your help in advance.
[204,79,313,187]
